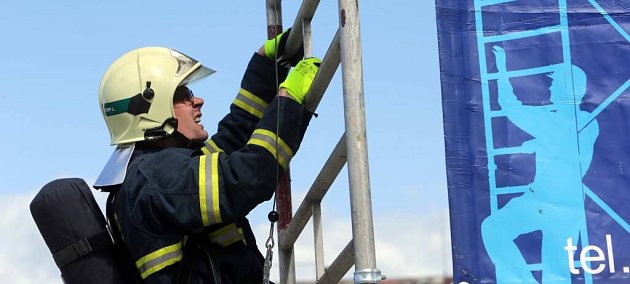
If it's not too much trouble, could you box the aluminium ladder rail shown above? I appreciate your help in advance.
[265,0,383,283]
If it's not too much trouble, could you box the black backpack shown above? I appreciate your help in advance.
[29,178,141,284]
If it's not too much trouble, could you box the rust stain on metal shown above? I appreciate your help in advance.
[277,171,293,230]
[341,9,346,27]
[267,25,283,39]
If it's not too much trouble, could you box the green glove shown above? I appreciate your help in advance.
[264,28,304,67]
[279,57,321,104]
[264,31,284,59]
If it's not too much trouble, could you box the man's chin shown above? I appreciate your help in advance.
[195,132,209,143]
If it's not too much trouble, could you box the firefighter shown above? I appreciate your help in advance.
[94,30,320,283]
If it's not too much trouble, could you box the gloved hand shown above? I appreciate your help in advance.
[279,57,321,104]
[264,28,305,67]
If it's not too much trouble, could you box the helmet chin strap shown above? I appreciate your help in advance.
[140,118,204,150]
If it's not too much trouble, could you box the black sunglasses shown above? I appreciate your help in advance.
[174,86,195,104]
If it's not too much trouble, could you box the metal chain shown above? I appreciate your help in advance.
[263,219,275,284]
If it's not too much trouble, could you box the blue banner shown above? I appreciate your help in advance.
[436,0,630,283]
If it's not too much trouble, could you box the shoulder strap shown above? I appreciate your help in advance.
[106,189,144,284]
[176,234,204,284]
[107,186,206,284]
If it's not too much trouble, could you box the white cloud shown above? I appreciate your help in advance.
[0,191,62,284]
[373,211,453,278]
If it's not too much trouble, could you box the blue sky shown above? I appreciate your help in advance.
[0,1,449,282]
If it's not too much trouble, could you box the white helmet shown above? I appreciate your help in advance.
[99,46,215,145]
[95,47,214,189]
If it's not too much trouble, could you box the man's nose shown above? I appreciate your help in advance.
[193,96,204,107]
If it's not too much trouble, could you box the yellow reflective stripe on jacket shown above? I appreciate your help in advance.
[233,88,269,118]
[135,241,183,279]
[199,153,222,226]
[247,129,294,169]
[201,139,223,155]
[208,223,246,247]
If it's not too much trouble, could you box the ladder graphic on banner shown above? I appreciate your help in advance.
[474,0,630,283]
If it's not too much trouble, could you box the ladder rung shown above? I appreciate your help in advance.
[527,263,542,271]
[317,240,355,283]
[279,134,347,250]
[284,0,321,58]
[490,145,534,156]
[492,185,530,194]
[304,30,341,112]
[481,25,563,44]
[477,0,517,7]
[485,65,558,80]
[489,110,505,117]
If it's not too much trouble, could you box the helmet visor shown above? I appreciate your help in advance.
[180,66,215,86]
[171,49,215,86]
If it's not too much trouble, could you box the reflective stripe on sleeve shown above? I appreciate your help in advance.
[247,129,294,170]
[207,223,246,247]
[135,241,183,279]
[233,88,269,118]
[198,153,222,226]
[201,139,223,155]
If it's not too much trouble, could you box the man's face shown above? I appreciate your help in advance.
[173,86,209,142]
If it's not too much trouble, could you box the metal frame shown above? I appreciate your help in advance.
[266,0,382,283]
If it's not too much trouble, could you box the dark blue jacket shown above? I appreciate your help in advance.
[112,53,311,283]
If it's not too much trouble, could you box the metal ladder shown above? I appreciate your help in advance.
[474,0,576,212]
[473,0,590,281]
[474,0,630,282]
[265,0,383,283]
